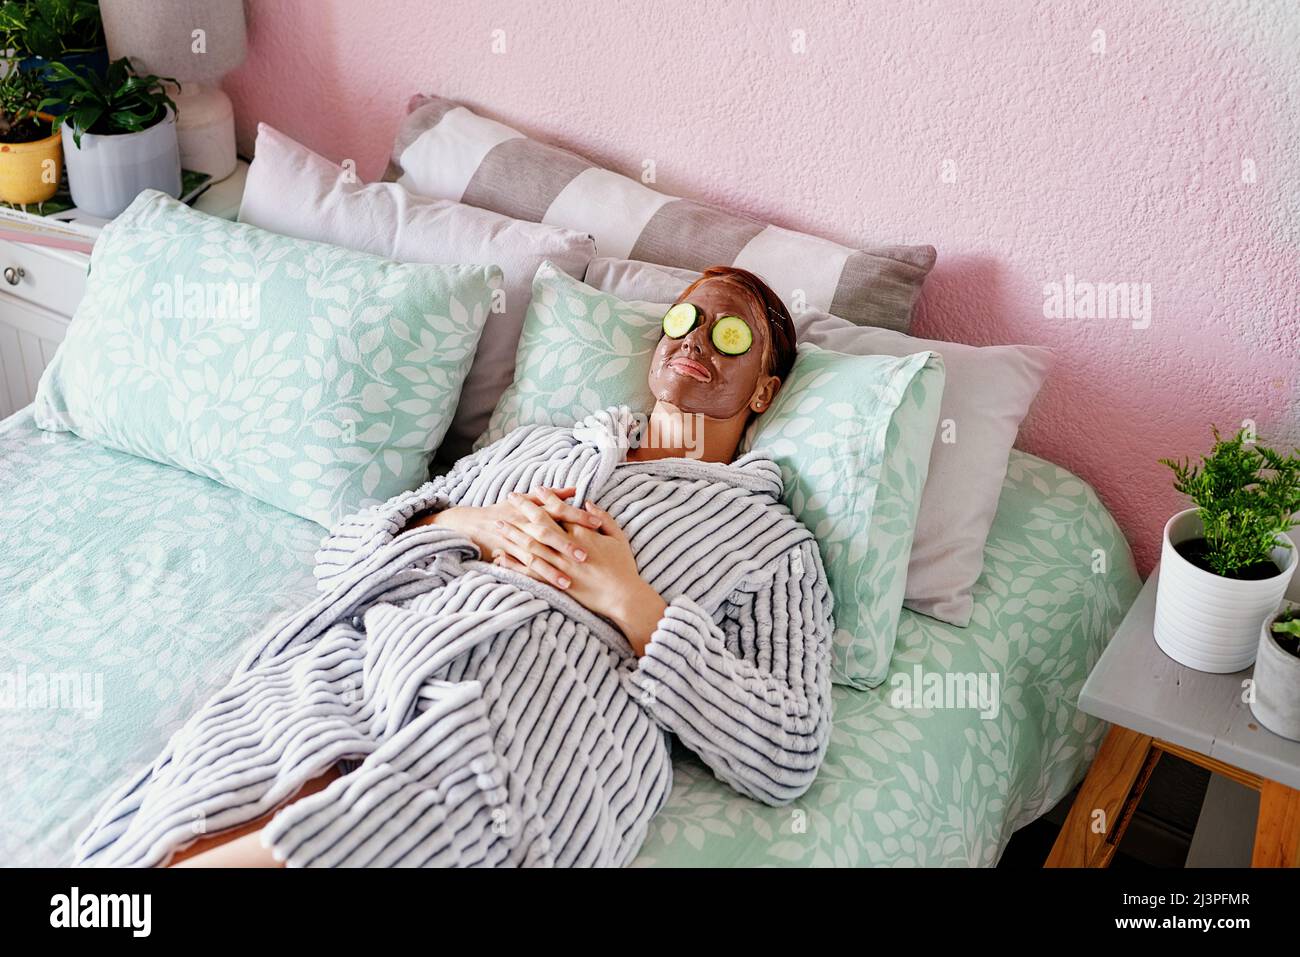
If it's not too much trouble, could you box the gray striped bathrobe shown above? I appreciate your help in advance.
[75,408,834,867]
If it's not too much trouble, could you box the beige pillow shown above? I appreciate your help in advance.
[583,257,1053,627]
[388,94,934,334]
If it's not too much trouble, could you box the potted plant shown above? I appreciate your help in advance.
[0,65,59,205]
[1153,427,1300,673]
[0,0,107,91]
[1252,602,1300,740]
[42,56,180,219]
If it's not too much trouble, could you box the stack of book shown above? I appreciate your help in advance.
[0,169,213,254]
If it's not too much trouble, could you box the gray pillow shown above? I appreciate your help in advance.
[388,94,934,334]
[583,257,1053,627]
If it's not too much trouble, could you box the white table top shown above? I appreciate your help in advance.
[190,160,249,221]
[1078,565,1300,789]
[28,161,248,269]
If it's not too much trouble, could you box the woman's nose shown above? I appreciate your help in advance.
[682,327,708,353]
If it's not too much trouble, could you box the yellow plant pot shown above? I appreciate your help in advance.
[0,113,63,206]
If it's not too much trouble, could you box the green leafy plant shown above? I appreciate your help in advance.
[0,65,50,142]
[40,57,177,148]
[1274,606,1300,638]
[1160,427,1300,578]
[0,0,103,60]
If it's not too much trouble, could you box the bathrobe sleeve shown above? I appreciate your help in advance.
[311,428,531,590]
[626,538,835,806]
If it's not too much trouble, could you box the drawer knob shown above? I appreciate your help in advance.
[3,266,24,286]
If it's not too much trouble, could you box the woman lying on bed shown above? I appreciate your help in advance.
[75,266,834,868]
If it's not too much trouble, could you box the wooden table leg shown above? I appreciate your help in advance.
[1046,724,1160,867]
[1252,779,1300,868]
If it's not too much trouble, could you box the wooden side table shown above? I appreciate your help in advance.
[1047,565,1300,868]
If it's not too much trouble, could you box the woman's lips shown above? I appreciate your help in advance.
[667,356,712,382]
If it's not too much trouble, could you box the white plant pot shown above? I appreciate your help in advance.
[1153,508,1297,673]
[61,108,181,219]
[1251,602,1300,741]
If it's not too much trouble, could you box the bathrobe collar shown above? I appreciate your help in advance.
[573,406,786,502]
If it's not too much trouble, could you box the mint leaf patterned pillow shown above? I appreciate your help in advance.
[34,190,499,526]
[479,262,665,446]
[744,344,945,689]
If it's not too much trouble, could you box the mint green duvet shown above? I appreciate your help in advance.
[0,409,1139,866]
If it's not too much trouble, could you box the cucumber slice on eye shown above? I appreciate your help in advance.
[711,315,753,355]
[662,302,698,338]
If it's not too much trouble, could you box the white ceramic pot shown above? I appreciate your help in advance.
[61,108,181,219]
[1153,508,1298,672]
[1251,602,1300,741]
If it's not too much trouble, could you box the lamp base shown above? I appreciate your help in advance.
[171,82,237,181]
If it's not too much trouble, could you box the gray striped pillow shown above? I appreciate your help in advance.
[388,94,935,332]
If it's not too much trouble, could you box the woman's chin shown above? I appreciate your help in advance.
[664,399,745,422]
[650,380,746,422]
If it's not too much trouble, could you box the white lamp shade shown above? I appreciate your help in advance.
[100,0,247,83]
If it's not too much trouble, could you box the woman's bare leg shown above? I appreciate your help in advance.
[171,828,280,867]
[168,765,341,868]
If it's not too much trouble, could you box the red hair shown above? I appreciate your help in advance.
[676,266,797,380]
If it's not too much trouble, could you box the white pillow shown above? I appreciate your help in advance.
[583,256,1053,627]
[239,124,596,462]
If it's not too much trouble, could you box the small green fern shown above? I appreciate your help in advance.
[1160,427,1300,578]
[1274,607,1300,638]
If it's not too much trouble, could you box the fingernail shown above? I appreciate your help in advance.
[494,520,504,528]
[573,549,587,562]
[558,577,571,589]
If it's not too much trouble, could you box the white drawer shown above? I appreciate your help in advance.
[0,240,89,319]
[0,291,68,419]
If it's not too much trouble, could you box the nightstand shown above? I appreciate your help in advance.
[1046,565,1300,867]
[0,162,248,418]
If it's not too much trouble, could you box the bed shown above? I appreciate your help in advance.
[0,405,1140,866]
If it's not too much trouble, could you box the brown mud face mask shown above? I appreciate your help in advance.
[645,283,773,421]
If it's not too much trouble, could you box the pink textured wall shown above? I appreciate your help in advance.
[225,0,1300,574]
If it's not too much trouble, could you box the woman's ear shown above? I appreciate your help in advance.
[749,375,782,413]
